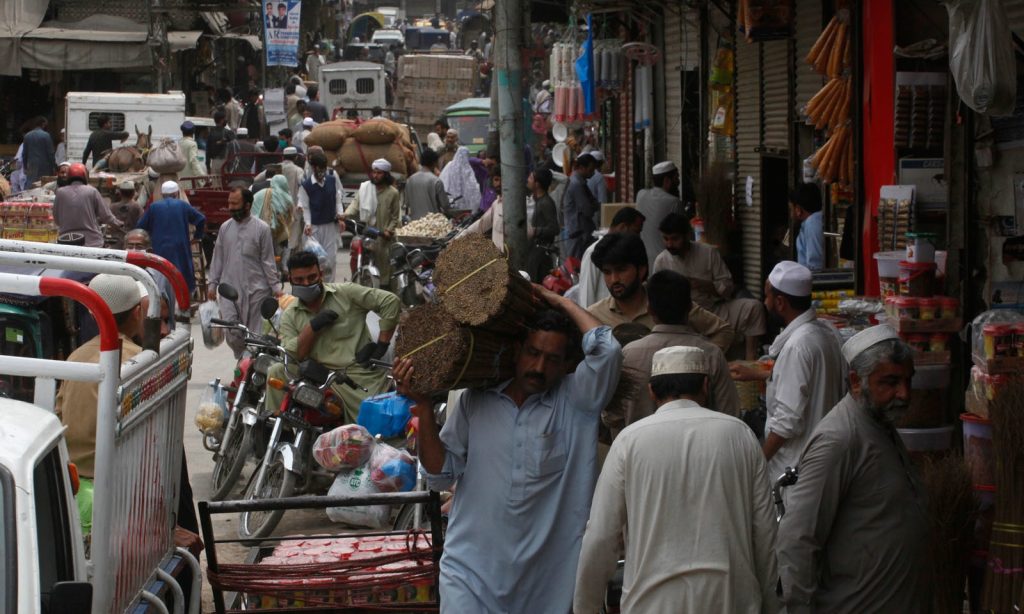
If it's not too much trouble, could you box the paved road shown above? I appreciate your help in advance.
[185,247,367,610]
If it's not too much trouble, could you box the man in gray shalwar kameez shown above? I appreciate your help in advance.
[776,326,928,614]
[207,187,282,357]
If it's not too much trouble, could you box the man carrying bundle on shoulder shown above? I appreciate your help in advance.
[392,285,622,614]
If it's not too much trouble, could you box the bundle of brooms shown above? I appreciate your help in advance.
[920,454,977,614]
[394,234,537,397]
[983,378,1024,613]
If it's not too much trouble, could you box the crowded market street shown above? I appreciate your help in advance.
[2,0,1024,613]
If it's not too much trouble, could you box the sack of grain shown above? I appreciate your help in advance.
[305,120,354,150]
[338,139,407,176]
[147,138,186,174]
[351,119,403,145]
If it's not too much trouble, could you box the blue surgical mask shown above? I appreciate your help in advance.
[279,139,288,149]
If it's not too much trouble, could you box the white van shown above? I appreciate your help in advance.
[319,62,387,118]
[65,92,187,164]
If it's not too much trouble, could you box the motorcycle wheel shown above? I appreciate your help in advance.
[356,268,380,289]
[238,456,296,541]
[210,415,254,501]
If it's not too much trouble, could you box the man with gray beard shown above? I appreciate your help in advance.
[776,326,928,613]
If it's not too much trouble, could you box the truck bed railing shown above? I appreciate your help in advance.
[0,254,194,614]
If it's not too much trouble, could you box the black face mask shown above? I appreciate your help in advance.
[291,282,323,303]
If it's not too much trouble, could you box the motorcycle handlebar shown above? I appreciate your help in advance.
[210,317,238,327]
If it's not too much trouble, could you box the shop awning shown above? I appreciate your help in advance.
[5,14,152,74]
[168,30,204,52]
[0,0,48,76]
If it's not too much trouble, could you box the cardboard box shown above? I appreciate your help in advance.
[601,203,635,229]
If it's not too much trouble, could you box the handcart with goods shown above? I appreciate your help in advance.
[199,490,445,612]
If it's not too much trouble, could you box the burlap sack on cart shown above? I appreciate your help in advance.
[304,120,354,150]
[147,138,187,174]
[338,140,408,176]
[351,119,403,145]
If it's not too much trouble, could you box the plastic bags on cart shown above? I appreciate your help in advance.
[198,300,225,349]
[368,442,417,493]
[946,0,1017,116]
[301,234,331,272]
[326,467,390,528]
[194,380,229,434]
[147,138,187,174]
[313,424,376,471]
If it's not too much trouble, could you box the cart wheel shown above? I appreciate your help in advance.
[210,416,254,501]
[238,456,296,542]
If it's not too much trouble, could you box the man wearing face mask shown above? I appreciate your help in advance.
[730,261,845,480]
[263,249,400,423]
[776,326,927,613]
[207,187,282,358]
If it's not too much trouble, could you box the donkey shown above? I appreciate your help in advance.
[104,125,152,172]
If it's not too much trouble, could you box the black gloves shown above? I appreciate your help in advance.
[310,309,338,332]
[355,341,389,365]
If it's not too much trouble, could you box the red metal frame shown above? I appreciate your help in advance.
[125,250,192,311]
[38,277,119,352]
[860,0,895,296]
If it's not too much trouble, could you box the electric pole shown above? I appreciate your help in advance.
[494,0,527,270]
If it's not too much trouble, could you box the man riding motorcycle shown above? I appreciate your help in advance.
[264,249,400,423]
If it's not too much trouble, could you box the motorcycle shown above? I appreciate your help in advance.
[347,219,383,289]
[238,358,365,541]
[206,285,289,501]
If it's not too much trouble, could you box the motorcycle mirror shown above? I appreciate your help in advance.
[218,283,240,302]
[260,297,279,320]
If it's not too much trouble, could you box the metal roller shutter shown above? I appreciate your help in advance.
[734,37,762,296]
[795,0,825,117]
[762,40,791,151]
[663,7,700,170]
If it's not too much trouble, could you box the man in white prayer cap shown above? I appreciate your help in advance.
[635,160,683,266]
[776,325,927,613]
[135,180,206,293]
[575,346,778,613]
[341,158,401,290]
[292,116,316,152]
[730,260,846,480]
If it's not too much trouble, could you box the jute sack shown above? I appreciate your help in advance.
[147,138,186,174]
[338,139,407,176]
[351,119,403,145]
[304,120,354,150]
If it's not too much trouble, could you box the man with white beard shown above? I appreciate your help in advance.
[776,326,928,613]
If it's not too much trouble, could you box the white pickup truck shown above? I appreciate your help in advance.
[0,242,198,613]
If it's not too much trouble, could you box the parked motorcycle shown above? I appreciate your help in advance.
[206,284,287,501]
[238,359,365,541]
[347,219,383,288]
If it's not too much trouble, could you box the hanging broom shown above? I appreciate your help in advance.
[921,454,978,614]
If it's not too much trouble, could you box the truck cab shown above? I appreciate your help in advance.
[2,398,91,613]
[319,62,388,119]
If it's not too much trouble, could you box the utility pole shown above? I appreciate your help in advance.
[494,0,527,270]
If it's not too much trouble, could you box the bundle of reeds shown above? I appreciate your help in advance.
[393,303,517,397]
[920,454,977,614]
[433,234,537,333]
[982,377,1024,613]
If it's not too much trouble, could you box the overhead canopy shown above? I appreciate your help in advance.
[3,14,152,75]
[0,0,48,75]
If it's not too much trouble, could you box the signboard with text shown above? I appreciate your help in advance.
[263,0,302,67]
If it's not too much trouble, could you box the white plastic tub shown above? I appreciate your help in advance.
[874,251,904,279]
